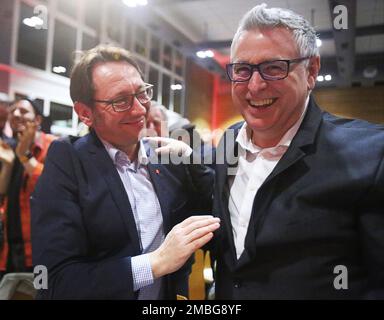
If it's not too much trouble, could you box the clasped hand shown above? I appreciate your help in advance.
[15,121,37,159]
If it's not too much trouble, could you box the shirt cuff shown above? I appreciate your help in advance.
[131,253,154,291]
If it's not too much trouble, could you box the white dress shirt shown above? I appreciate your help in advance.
[228,98,309,259]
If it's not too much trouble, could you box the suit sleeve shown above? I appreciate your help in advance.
[31,140,136,299]
[358,151,384,299]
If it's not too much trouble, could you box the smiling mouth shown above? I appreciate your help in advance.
[121,118,144,125]
[248,98,278,108]
[14,121,26,130]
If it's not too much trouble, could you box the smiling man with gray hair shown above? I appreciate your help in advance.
[210,3,384,299]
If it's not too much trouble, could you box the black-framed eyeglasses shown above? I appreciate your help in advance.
[226,57,310,82]
[92,83,154,112]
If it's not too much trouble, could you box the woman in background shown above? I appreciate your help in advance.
[0,99,56,278]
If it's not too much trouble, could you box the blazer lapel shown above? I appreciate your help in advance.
[264,97,322,185]
[147,163,173,232]
[143,141,182,233]
[86,132,141,254]
[215,125,242,269]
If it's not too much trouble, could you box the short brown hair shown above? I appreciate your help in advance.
[70,45,143,106]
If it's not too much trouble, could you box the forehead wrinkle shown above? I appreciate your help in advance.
[109,81,146,100]
[233,28,298,64]
[93,63,143,99]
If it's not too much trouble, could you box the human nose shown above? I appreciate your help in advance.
[147,121,155,130]
[247,68,268,92]
[130,96,148,115]
[12,108,22,117]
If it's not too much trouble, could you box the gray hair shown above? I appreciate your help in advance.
[150,100,168,120]
[149,101,191,131]
[231,3,319,60]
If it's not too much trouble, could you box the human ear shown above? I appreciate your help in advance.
[307,56,320,90]
[74,102,93,127]
[35,114,43,126]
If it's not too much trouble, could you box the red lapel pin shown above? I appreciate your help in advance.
[155,169,160,174]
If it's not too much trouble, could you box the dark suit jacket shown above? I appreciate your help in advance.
[212,97,384,299]
[31,131,213,299]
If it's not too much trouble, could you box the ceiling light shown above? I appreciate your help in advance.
[196,50,214,59]
[23,18,35,27]
[122,0,147,7]
[317,75,324,82]
[171,84,183,91]
[122,0,137,7]
[316,39,322,47]
[196,51,206,58]
[23,16,44,28]
[30,16,44,25]
[324,74,332,81]
[53,66,67,73]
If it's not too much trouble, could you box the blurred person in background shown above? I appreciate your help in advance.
[0,94,13,200]
[146,101,168,137]
[0,93,13,141]
[0,94,12,262]
[0,95,10,141]
[147,102,215,168]
[0,98,56,279]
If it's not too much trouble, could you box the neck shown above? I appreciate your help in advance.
[34,130,41,143]
[120,142,139,162]
[95,131,140,162]
[250,130,283,149]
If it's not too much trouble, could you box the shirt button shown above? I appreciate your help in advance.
[234,281,241,289]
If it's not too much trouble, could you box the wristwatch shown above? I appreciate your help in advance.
[19,150,34,163]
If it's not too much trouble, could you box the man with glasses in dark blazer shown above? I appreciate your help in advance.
[210,4,384,299]
[31,45,219,299]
